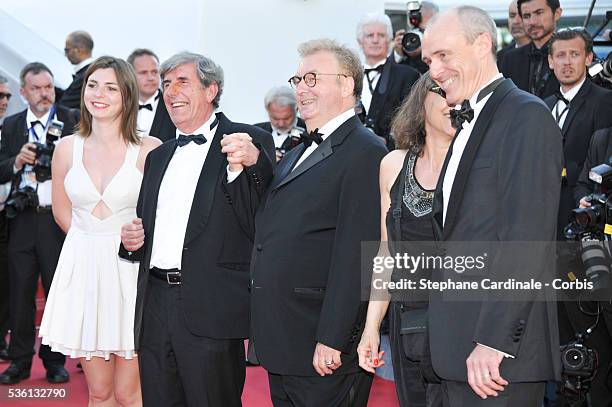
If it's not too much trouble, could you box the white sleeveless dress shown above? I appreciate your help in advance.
[40,135,142,360]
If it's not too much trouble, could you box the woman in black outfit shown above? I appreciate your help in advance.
[357,72,454,407]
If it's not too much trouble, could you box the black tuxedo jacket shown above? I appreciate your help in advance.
[544,80,612,235]
[430,79,562,382]
[148,95,175,142]
[368,57,420,140]
[254,118,306,153]
[500,43,559,99]
[59,64,90,109]
[496,40,516,67]
[0,105,80,184]
[119,113,274,347]
[249,116,387,376]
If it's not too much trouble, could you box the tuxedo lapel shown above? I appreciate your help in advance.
[270,144,304,191]
[367,61,391,117]
[561,82,590,137]
[442,80,514,240]
[183,113,228,246]
[432,134,456,241]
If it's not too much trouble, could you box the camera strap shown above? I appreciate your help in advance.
[26,105,56,142]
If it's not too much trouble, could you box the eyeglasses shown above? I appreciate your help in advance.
[429,85,446,99]
[0,92,11,100]
[288,72,348,89]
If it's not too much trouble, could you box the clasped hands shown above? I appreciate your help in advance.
[220,132,259,172]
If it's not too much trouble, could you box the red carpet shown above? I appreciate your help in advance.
[1,281,400,405]
[0,356,399,406]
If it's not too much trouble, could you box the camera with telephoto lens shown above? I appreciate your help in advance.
[401,1,424,55]
[4,186,39,219]
[32,120,63,183]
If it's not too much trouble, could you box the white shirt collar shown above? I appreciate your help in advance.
[175,112,218,139]
[560,77,586,103]
[26,108,52,128]
[75,57,94,73]
[315,109,356,141]
[464,73,504,112]
[364,58,387,70]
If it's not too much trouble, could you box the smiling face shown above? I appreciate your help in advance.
[422,13,490,107]
[295,51,352,130]
[548,37,592,91]
[133,54,160,102]
[83,68,123,123]
[162,62,217,134]
[359,23,390,63]
[20,71,55,117]
[424,91,454,138]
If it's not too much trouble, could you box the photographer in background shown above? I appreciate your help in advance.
[357,12,419,150]
[0,62,78,385]
[393,1,438,73]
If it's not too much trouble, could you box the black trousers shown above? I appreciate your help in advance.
[557,300,612,407]
[268,369,373,407]
[140,277,246,407]
[0,211,9,342]
[7,208,64,366]
[389,303,443,407]
[441,381,545,407]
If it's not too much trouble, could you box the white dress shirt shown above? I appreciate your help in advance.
[150,114,223,270]
[137,90,161,134]
[440,73,515,359]
[362,58,387,113]
[292,109,355,171]
[15,108,55,206]
[74,57,94,74]
[551,78,585,129]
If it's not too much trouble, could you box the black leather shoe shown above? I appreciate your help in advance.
[0,362,31,385]
[45,364,69,384]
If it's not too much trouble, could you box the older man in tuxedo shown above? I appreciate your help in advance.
[248,39,387,406]
[120,51,274,406]
[423,6,562,405]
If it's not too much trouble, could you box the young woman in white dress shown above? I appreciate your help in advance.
[40,56,161,406]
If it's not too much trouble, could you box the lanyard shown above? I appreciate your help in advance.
[28,105,56,142]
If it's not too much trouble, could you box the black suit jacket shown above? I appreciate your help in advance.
[250,116,387,376]
[368,57,420,141]
[496,40,516,67]
[430,79,562,382]
[59,64,90,109]
[500,43,559,100]
[0,105,80,184]
[148,95,175,142]
[544,80,612,234]
[119,112,274,347]
[254,118,306,154]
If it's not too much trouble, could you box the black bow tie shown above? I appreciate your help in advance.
[554,91,570,106]
[139,103,153,111]
[450,100,474,130]
[176,134,207,147]
[300,129,324,147]
[365,65,384,75]
[30,120,43,129]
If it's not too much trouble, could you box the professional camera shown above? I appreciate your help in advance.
[4,186,39,219]
[560,338,598,398]
[565,163,612,240]
[32,120,63,182]
[402,29,423,54]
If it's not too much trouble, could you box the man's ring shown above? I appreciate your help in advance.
[325,360,333,366]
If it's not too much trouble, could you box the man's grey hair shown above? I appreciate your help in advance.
[356,12,393,41]
[0,75,7,85]
[264,86,297,110]
[430,6,498,57]
[297,39,363,99]
[160,52,224,108]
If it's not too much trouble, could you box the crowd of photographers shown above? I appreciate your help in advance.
[0,0,611,405]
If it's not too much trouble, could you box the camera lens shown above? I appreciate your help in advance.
[563,347,585,370]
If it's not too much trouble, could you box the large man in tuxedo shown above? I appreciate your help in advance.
[357,12,419,150]
[423,7,562,405]
[0,62,78,385]
[59,31,94,109]
[499,0,561,99]
[127,48,175,141]
[543,29,612,238]
[119,51,274,406]
[249,39,387,406]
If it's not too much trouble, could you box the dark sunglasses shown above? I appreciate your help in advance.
[429,85,446,99]
[0,92,11,100]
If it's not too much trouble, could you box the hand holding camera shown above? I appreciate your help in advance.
[14,143,37,171]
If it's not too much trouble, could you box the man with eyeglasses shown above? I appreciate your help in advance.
[0,76,10,129]
[59,31,94,109]
[248,39,387,406]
